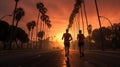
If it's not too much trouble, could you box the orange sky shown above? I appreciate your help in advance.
[0,0,120,42]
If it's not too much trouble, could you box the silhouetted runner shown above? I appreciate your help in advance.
[77,30,85,57]
[62,29,72,57]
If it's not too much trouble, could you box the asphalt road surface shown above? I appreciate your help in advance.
[0,49,120,67]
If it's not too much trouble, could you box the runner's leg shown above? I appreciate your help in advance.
[65,46,67,56]
[80,42,84,57]
[66,43,70,57]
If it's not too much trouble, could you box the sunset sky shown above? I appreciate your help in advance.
[0,0,120,42]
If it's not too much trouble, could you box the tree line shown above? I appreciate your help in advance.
[0,0,52,50]
[90,23,120,50]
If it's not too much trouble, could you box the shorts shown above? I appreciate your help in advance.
[64,42,70,48]
[78,42,84,47]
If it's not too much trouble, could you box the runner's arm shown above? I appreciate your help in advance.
[70,34,73,41]
[77,34,79,40]
[62,34,64,40]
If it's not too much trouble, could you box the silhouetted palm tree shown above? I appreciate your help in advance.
[26,22,32,39]
[27,21,36,48]
[26,22,33,48]
[15,7,25,27]
[37,2,48,32]
[45,20,51,44]
[37,31,45,48]
[36,2,47,15]
[36,2,45,46]
[31,21,36,41]
[36,2,45,31]
[41,14,50,30]
[68,0,83,29]
[36,2,52,49]
[47,22,52,29]
[37,31,45,39]
[36,2,44,13]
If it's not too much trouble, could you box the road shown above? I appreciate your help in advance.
[0,49,120,67]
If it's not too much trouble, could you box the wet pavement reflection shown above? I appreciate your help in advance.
[66,57,71,67]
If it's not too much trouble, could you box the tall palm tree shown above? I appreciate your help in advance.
[31,21,36,41]
[36,2,44,46]
[36,2,45,32]
[15,7,25,27]
[28,21,36,49]
[42,15,52,48]
[41,8,48,32]
[26,22,32,48]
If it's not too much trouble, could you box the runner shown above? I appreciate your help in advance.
[77,30,85,57]
[62,29,72,57]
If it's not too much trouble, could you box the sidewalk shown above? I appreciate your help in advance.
[0,49,60,56]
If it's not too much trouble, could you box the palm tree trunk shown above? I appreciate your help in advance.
[31,29,33,41]
[31,29,33,48]
[43,22,45,49]
[83,0,91,50]
[36,12,40,48]
[80,5,84,34]
[40,19,42,31]
[16,21,19,27]
[27,30,30,49]
[44,24,47,49]
[78,10,80,30]
[83,0,88,27]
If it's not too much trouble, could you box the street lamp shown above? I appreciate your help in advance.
[0,14,12,20]
[99,16,113,28]
[99,16,115,35]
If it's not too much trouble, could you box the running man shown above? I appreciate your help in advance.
[77,30,85,57]
[62,29,72,57]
